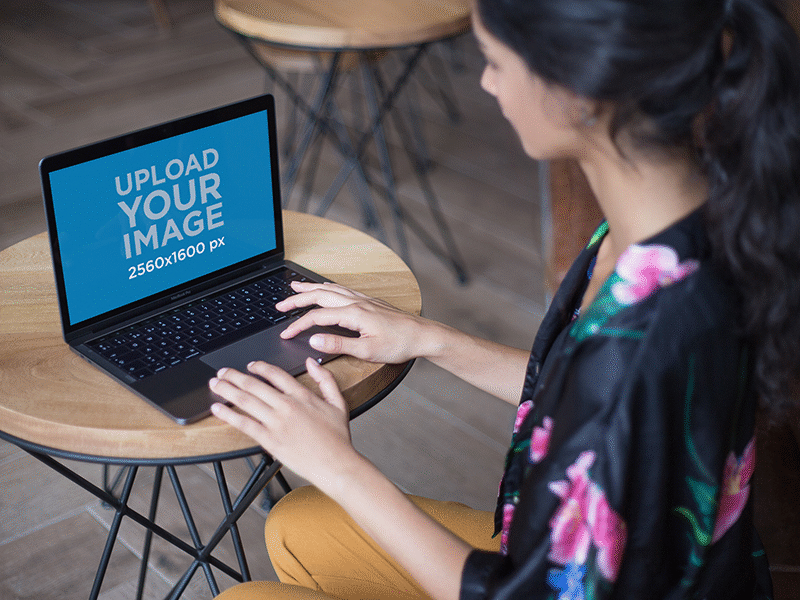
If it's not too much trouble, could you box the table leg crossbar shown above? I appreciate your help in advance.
[244,47,387,239]
[361,57,468,283]
[28,450,282,600]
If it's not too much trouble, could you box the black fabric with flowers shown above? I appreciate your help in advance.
[460,209,773,600]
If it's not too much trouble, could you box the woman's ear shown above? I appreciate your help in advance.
[544,85,602,129]
[571,96,603,129]
[578,103,600,127]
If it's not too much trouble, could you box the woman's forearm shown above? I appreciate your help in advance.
[418,320,529,405]
[277,283,529,404]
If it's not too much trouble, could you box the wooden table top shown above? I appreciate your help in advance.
[0,211,421,461]
[214,0,471,50]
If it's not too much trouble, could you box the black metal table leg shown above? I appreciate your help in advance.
[91,465,139,600]
[166,465,221,596]
[213,461,251,582]
[165,455,282,600]
[23,448,281,600]
[359,55,411,265]
[136,465,163,600]
[281,52,343,201]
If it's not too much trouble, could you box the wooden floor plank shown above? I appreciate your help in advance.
[0,440,24,463]
[0,453,99,544]
[0,511,142,600]
[402,361,518,445]
[349,384,508,511]
[98,574,183,600]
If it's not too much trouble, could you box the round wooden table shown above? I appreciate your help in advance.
[215,0,471,51]
[0,210,421,599]
[0,210,420,461]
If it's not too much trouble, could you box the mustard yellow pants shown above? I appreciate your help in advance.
[215,486,500,600]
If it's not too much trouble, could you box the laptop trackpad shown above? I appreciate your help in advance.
[200,325,335,376]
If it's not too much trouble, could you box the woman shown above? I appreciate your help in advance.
[211,0,800,598]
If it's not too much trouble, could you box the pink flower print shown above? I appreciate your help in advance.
[712,438,756,544]
[500,502,516,555]
[530,417,554,463]
[548,452,627,582]
[548,493,593,567]
[548,453,595,567]
[513,400,533,435]
[611,244,700,305]
[590,488,627,581]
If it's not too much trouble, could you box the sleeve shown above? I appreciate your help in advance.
[459,280,759,600]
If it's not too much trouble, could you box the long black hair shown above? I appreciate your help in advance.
[476,0,800,411]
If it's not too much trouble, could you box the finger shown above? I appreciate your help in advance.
[245,361,312,397]
[209,374,277,421]
[215,367,285,405]
[292,281,367,298]
[305,358,348,413]
[210,402,273,446]
[274,287,326,312]
[280,307,363,342]
[275,285,362,312]
[286,323,368,360]
[307,331,366,358]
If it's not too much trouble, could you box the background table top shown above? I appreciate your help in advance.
[214,0,471,50]
[0,211,421,461]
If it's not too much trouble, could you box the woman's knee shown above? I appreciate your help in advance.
[265,486,338,557]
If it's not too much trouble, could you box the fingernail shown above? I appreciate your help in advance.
[217,368,227,377]
[309,334,323,349]
[209,377,219,388]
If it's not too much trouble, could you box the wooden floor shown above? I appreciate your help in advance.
[0,1,546,598]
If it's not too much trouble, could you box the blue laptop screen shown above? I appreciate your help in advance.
[48,109,278,326]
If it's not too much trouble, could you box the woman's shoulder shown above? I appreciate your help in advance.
[568,254,736,351]
[551,243,745,422]
[567,208,739,350]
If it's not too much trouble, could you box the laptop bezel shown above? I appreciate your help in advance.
[39,94,284,344]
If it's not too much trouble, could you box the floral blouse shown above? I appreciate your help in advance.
[460,210,773,600]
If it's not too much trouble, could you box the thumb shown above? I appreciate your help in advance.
[309,332,366,360]
[306,358,348,414]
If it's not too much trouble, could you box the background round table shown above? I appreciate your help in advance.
[214,0,471,51]
[214,0,471,282]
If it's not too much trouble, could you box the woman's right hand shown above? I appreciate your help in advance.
[277,281,434,365]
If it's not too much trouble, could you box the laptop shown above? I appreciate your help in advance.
[40,94,351,424]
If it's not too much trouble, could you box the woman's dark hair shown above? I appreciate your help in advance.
[476,0,800,411]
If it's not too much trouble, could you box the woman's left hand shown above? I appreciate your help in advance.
[212,358,472,600]
[209,358,356,490]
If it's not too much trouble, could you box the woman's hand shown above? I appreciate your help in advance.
[277,282,530,405]
[277,282,432,365]
[211,358,472,600]
[209,358,357,492]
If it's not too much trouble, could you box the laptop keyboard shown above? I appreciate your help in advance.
[88,267,312,380]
